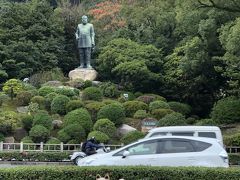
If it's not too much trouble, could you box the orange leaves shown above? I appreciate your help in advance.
[88,1,126,31]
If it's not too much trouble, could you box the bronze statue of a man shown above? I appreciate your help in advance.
[75,15,95,69]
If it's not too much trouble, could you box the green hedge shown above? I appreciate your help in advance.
[0,166,239,179]
[0,152,70,162]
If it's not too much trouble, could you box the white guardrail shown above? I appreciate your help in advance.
[0,142,123,152]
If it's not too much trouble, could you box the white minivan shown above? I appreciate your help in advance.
[144,126,223,146]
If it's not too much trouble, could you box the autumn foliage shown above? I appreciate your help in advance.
[88,1,126,31]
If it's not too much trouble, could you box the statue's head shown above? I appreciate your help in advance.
[82,15,88,24]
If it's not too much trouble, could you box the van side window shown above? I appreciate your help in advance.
[150,132,167,137]
[172,132,194,136]
[198,132,216,138]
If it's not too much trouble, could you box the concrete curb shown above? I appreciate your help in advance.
[0,161,73,166]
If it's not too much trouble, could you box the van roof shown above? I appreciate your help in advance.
[148,126,220,133]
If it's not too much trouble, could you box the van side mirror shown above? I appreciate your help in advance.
[122,150,130,158]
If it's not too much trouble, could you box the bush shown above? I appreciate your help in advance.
[21,136,34,150]
[38,86,56,97]
[158,112,187,127]
[55,87,79,98]
[85,101,105,122]
[45,138,61,150]
[195,119,219,126]
[82,87,103,101]
[30,96,46,109]
[29,125,50,143]
[83,80,93,89]
[224,133,240,146]
[133,110,149,119]
[100,82,120,98]
[0,93,10,106]
[58,124,86,143]
[211,97,240,124]
[102,99,120,105]
[57,130,71,143]
[66,100,84,112]
[32,111,52,130]
[118,92,135,102]
[0,70,8,83]
[151,108,174,120]
[97,104,125,126]
[93,119,116,137]
[51,95,70,115]
[64,108,92,133]
[137,94,166,104]
[45,92,58,111]
[88,131,110,143]
[27,102,39,114]
[168,101,191,116]
[3,79,23,98]
[0,166,239,179]
[16,91,33,106]
[121,130,145,145]
[21,114,33,132]
[0,111,19,135]
[149,100,170,112]
[123,100,148,117]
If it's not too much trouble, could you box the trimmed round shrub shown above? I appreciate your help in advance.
[102,99,120,105]
[0,111,19,135]
[66,100,84,113]
[186,117,197,125]
[16,91,33,106]
[133,110,149,119]
[168,101,191,116]
[88,131,110,143]
[51,95,70,115]
[137,94,166,104]
[83,80,93,89]
[211,97,240,124]
[45,92,58,110]
[82,87,103,101]
[123,100,148,117]
[195,119,219,126]
[46,137,61,144]
[134,92,143,98]
[97,103,125,126]
[149,100,170,112]
[55,87,79,98]
[32,111,52,130]
[57,130,71,143]
[151,108,174,120]
[93,119,117,137]
[29,125,50,143]
[27,102,39,114]
[120,130,145,145]
[58,124,86,143]
[85,101,105,122]
[3,79,23,97]
[38,86,56,97]
[64,108,92,133]
[158,112,187,127]
[21,114,33,132]
[100,82,120,98]
[30,96,46,109]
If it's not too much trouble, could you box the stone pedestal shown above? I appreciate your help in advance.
[68,68,97,81]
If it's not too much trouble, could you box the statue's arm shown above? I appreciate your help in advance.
[90,24,95,46]
[75,25,79,40]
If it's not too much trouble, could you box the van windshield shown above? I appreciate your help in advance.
[172,132,194,136]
